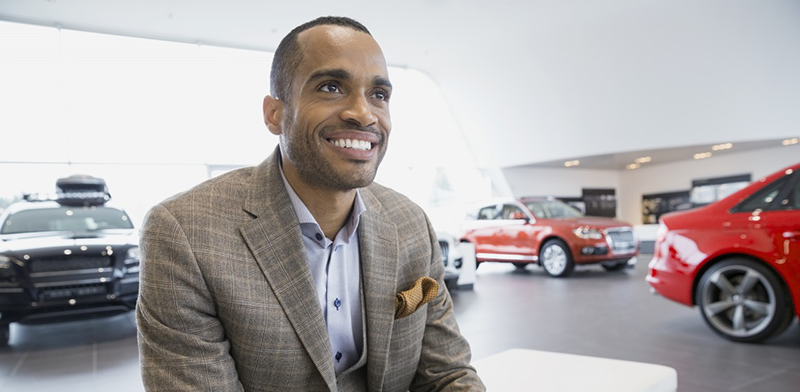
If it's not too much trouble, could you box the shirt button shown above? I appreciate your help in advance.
[334,298,341,310]
[335,351,343,362]
[315,233,323,241]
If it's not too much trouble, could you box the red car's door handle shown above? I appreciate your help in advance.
[783,231,800,239]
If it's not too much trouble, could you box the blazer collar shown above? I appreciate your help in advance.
[358,187,400,391]
[239,147,337,390]
[240,147,401,391]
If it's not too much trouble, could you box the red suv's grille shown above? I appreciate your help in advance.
[607,229,636,251]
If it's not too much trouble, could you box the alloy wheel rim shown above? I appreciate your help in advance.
[701,265,776,338]
[542,244,567,275]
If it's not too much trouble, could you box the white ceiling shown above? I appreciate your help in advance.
[513,138,791,170]
[2,0,799,169]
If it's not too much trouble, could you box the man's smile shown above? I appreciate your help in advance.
[327,138,372,151]
[322,129,382,159]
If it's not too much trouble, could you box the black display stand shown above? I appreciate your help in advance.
[582,188,617,218]
[641,190,692,224]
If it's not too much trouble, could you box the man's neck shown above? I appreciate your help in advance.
[282,160,356,240]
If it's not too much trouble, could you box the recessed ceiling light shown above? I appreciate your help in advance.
[626,163,640,170]
[782,138,798,146]
[634,157,651,164]
[693,152,713,160]
[564,160,580,167]
[711,143,733,151]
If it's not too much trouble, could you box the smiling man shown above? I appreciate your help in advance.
[136,16,484,392]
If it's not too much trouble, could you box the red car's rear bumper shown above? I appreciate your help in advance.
[647,254,694,307]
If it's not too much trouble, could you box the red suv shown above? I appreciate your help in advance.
[461,197,638,277]
[647,163,800,342]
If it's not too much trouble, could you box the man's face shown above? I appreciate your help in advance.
[277,25,392,191]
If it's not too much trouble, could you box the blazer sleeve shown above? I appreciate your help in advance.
[136,204,244,392]
[409,214,486,392]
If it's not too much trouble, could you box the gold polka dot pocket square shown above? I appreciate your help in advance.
[395,276,439,319]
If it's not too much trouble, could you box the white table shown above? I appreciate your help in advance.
[472,349,677,392]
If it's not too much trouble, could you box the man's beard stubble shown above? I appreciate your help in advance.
[281,112,387,191]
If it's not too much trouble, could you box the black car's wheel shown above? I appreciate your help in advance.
[696,258,794,343]
[540,239,574,277]
[512,262,528,270]
[601,261,628,271]
[0,323,9,347]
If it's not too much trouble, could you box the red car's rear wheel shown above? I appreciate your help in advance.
[696,258,794,343]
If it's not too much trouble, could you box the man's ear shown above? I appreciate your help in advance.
[263,95,284,136]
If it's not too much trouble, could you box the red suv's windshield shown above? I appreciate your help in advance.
[524,200,583,219]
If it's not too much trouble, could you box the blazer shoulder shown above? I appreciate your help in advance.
[157,166,255,218]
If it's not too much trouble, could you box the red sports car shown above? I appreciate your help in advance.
[647,162,800,342]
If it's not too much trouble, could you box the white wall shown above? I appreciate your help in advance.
[618,144,800,225]
[502,167,620,199]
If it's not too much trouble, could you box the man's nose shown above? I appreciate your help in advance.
[340,94,377,127]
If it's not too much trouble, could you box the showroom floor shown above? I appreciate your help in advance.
[454,256,800,392]
[1,253,799,391]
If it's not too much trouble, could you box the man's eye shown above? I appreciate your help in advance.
[319,83,340,93]
[373,90,390,101]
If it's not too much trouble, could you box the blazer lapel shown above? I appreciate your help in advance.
[358,188,399,392]
[239,148,337,390]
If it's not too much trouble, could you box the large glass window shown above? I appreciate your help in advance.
[0,21,491,232]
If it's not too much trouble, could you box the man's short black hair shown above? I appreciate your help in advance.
[270,16,371,102]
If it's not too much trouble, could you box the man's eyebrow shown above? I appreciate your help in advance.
[307,69,351,84]
[306,69,392,90]
[373,76,393,90]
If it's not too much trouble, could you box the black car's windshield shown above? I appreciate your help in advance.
[524,200,584,219]
[1,206,133,234]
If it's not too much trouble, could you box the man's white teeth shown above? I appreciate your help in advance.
[331,139,372,151]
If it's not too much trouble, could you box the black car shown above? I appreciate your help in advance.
[0,175,140,345]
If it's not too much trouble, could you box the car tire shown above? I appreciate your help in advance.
[601,261,627,271]
[512,262,528,270]
[540,239,574,278]
[696,258,794,343]
[0,323,9,347]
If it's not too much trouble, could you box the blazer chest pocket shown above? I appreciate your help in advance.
[390,304,427,349]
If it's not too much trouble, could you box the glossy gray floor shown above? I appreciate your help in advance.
[453,256,800,392]
[0,254,798,391]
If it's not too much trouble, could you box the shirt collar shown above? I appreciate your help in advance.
[278,159,366,243]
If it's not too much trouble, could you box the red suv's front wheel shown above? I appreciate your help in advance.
[541,239,574,277]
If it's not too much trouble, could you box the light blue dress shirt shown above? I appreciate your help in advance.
[279,166,365,375]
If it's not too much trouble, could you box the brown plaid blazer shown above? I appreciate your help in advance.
[136,148,484,391]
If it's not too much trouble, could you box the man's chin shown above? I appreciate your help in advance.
[331,172,377,190]
[298,167,377,191]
